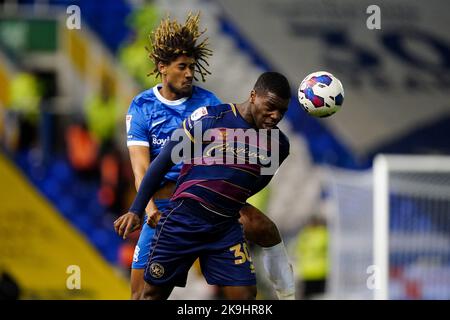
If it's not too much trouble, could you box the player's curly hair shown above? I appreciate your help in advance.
[147,12,212,82]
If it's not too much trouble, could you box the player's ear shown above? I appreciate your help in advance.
[250,90,256,104]
[158,62,167,76]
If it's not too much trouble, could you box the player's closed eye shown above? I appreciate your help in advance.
[267,105,278,113]
[269,104,287,115]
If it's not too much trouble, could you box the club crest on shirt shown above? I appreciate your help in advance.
[149,262,165,278]
[190,106,208,121]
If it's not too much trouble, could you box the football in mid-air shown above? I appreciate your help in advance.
[298,71,344,118]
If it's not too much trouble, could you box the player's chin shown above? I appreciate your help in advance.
[262,122,277,129]
[182,81,193,89]
[179,85,193,96]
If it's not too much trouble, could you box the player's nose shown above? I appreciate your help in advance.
[270,111,282,122]
[185,68,194,79]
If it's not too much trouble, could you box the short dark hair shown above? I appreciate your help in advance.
[253,72,291,100]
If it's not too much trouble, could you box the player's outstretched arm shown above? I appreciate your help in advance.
[114,139,178,239]
[128,146,162,227]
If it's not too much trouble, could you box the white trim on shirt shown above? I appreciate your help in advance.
[153,84,189,106]
[127,141,150,147]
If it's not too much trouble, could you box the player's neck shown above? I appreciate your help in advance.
[159,85,188,101]
[235,101,256,127]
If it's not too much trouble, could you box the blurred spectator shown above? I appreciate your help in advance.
[118,241,136,271]
[98,146,128,215]
[84,76,118,149]
[118,4,160,88]
[84,75,126,215]
[294,215,329,299]
[65,119,99,176]
[5,72,42,153]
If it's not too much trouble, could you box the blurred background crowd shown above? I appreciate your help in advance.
[0,0,449,300]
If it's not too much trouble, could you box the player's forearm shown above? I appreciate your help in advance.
[129,140,177,218]
[134,171,159,213]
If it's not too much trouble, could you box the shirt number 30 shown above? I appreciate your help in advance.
[229,243,252,264]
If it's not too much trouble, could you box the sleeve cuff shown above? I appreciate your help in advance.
[127,141,150,147]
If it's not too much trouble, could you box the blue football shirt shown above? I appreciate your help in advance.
[126,84,221,182]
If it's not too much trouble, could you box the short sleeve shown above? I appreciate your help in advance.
[126,100,150,147]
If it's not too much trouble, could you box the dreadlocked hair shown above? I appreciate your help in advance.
[147,12,212,82]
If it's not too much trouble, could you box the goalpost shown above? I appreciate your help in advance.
[326,154,450,300]
[373,155,450,300]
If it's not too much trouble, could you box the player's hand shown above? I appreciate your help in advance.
[114,212,141,240]
[147,209,161,228]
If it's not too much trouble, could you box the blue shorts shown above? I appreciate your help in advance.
[132,199,171,269]
[144,199,256,287]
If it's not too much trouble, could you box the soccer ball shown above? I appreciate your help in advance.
[298,71,344,118]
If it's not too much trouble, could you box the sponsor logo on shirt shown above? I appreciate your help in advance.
[152,135,169,146]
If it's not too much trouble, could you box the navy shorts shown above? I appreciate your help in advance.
[132,199,171,269]
[144,199,256,287]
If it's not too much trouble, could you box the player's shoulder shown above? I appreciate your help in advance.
[274,127,290,151]
[280,129,290,148]
[188,104,221,122]
[197,103,235,118]
[191,85,216,98]
[191,86,221,103]
[130,87,158,109]
[278,128,289,144]
[185,104,234,131]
